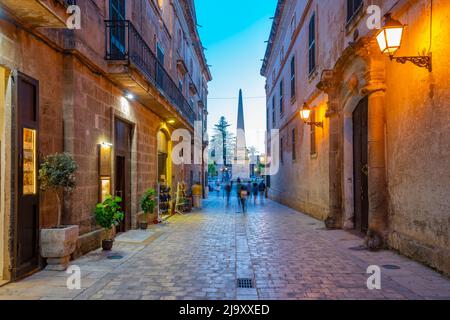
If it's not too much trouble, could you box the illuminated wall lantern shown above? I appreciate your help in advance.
[300,103,323,128]
[376,14,432,72]
[99,142,113,202]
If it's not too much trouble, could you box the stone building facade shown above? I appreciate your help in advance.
[262,0,450,276]
[0,0,211,281]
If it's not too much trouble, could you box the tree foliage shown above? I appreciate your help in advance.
[39,152,78,192]
[210,116,235,165]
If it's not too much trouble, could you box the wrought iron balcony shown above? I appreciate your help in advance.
[105,20,196,126]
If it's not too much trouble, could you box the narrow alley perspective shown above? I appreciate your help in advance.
[0,194,448,300]
[1,0,450,314]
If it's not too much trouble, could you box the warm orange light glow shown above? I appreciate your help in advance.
[300,103,311,122]
[376,14,404,56]
[23,128,36,195]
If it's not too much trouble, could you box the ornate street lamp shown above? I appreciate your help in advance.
[376,14,432,72]
[300,103,323,128]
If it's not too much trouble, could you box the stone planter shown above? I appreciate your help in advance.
[40,225,79,271]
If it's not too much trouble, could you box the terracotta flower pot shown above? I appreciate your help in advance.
[102,239,114,251]
[139,222,148,230]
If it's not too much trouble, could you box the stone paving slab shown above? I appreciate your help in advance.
[0,195,449,300]
[115,229,155,243]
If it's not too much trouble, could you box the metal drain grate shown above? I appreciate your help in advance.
[382,264,401,270]
[107,255,123,260]
[237,278,254,288]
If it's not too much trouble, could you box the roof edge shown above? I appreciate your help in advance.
[260,0,286,77]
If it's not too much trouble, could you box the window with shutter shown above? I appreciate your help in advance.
[308,13,316,74]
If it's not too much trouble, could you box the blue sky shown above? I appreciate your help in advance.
[195,0,277,152]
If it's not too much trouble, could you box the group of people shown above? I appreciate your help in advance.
[222,178,266,212]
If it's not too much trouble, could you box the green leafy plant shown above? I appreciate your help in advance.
[140,188,157,221]
[39,152,78,227]
[208,163,218,177]
[94,196,124,238]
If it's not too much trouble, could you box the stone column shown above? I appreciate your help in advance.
[366,89,388,246]
[360,41,388,249]
[317,71,343,229]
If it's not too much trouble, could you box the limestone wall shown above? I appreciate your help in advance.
[382,0,450,275]
[263,0,450,275]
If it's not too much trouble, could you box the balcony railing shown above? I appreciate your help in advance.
[105,20,196,125]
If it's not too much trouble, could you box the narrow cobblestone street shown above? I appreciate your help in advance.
[0,195,449,300]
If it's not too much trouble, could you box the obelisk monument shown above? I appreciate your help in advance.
[232,89,250,180]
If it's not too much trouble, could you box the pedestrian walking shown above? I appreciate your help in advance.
[236,178,242,209]
[240,184,248,213]
[252,182,258,204]
[259,180,266,203]
[247,181,252,203]
[225,183,231,206]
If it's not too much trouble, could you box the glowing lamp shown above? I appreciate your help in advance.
[376,14,404,56]
[375,14,431,72]
[300,103,323,129]
[300,103,312,122]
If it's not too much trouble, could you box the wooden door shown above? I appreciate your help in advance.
[15,72,40,279]
[114,119,131,233]
[353,96,369,233]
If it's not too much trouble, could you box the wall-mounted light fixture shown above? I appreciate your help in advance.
[101,141,113,148]
[300,103,323,128]
[376,14,432,72]
[125,92,134,100]
[167,118,176,124]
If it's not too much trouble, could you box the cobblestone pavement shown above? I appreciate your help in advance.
[0,195,449,300]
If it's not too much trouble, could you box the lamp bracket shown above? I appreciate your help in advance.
[390,53,432,72]
[306,121,323,129]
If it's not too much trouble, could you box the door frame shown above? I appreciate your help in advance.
[12,71,41,279]
[342,94,367,231]
[113,117,133,232]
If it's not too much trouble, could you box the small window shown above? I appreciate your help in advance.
[272,95,276,128]
[310,110,317,155]
[279,79,284,117]
[347,0,363,22]
[308,13,316,74]
[290,56,296,100]
[292,127,296,161]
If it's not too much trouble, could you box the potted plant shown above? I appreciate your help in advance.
[38,152,78,271]
[94,195,124,250]
[140,188,156,229]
